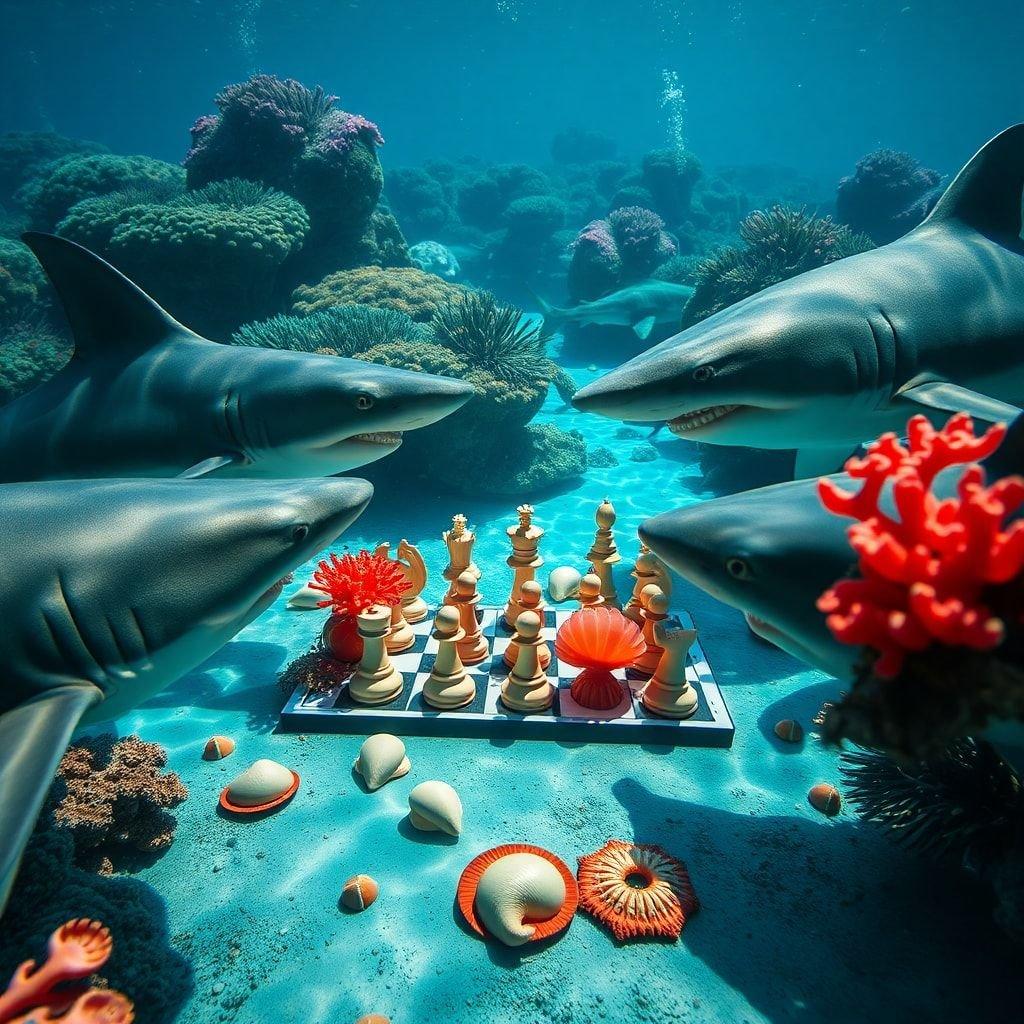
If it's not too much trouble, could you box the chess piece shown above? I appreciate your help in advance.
[504,504,544,627]
[385,601,415,654]
[631,584,669,677]
[624,543,672,624]
[450,570,489,664]
[349,605,405,705]
[587,498,622,607]
[442,514,480,606]
[375,539,428,623]
[503,580,551,669]
[577,573,605,609]
[501,610,554,712]
[423,606,476,709]
[642,621,699,718]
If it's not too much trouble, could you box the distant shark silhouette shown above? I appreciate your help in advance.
[0,475,373,914]
[0,234,473,482]
[534,279,694,340]
[573,125,1024,478]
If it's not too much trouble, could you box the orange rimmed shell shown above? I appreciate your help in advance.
[203,735,236,760]
[555,606,645,672]
[808,783,842,816]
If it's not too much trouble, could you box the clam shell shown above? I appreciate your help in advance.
[408,780,462,836]
[475,852,567,946]
[202,735,235,760]
[226,759,295,807]
[808,783,842,816]
[354,734,411,791]
[547,566,582,604]
[287,581,324,610]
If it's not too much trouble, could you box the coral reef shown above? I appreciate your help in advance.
[17,153,184,231]
[0,131,107,208]
[638,149,702,227]
[0,238,51,324]
[682,206,873,326]
[52,734,188,875]
[386,167,459,240]
[408,240,460,279]
[0,319,71,406]
[292,265,468,323]
[836,149,944,244]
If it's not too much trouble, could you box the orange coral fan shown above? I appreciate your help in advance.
[54,735,188,875]
[817,413,1024,677]
[0,919,134,1024]
[555,606,646,709]
[310,549,409,618]
[576,839,698,941]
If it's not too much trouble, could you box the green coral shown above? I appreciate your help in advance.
[345,207,411,270]
[0,237,51,324]
[56,179,186,253]
[292,265,469,323]
[682,206,874,326]
[18,153,185,231]
[0,318,72,405]
[355,338,465,376]
[0,131,107,206]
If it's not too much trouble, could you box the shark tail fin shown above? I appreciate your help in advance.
[21,232,196,359]
[525,285,569,330]
[923,123,1024,240]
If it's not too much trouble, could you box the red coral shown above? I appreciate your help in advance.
[817,413,1024,677]
[309,549,409,617]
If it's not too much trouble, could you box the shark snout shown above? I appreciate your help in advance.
[573,361,686,422]
[292,477,375,544]
[376,371,474,431]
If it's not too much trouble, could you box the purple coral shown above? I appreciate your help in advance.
[316,112,385,163]
[607,205,676,269]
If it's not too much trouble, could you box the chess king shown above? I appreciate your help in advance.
[443,513,480,605]
[504,505,544,628]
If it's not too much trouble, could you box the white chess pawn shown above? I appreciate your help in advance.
[500,610,554,713]
[423,606,476,710]
[450,570,489,665]
[624,545,672,624]
[577,573,605,610]
[631,585,669,677]
[348,605,405,705]
[642,622,699,719]
[503,581,550,669]
[385,601,415,654]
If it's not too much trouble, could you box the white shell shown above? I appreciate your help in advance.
[547,566,582,604]
[287,582,323,610]
[475,853,566,946]
[408,780,462,836]
[226,759,294,807]
[354,734,411,791]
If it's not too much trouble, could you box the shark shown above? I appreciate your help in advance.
[533,279,695,341]
[0,233,473,482]
[573,125,1024,478]
[0,474,373,913]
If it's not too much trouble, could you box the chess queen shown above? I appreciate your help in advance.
[442,513,480,606]
[503,504,544,628]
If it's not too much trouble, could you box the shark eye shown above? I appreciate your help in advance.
[726,557,752,580]
[291,524,310,543]
[356,393,375,410]
[693,365,714,383]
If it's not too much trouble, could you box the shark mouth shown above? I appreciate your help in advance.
[349,431,403,447]
[667,405,741,436]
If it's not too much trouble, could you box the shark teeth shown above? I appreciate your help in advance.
[350,431,403,446]
[666,405,739,435]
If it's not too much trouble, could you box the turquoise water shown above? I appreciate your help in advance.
[99,367,1016,1024]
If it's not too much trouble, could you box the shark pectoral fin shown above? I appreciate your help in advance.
[0,685,100,914]
[178,453,243,479]
[894,379,1022,424]
[632,316,657,340]
[794,446,857,479]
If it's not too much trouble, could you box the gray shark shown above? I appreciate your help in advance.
[0,474,373,913]
[0,233,473,482]
[535,279,694,340]
[573,125,1024,478]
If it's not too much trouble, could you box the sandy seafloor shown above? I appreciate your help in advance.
[87,364,1017,1024]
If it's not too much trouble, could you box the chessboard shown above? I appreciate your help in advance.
[279,605,734,747]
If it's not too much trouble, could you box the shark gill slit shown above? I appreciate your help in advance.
[127,606,155,661]
[57,573,108,680]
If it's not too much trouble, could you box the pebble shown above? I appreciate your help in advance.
[808,783,842,816]
[212,983,224,996]
[774,719,804,742]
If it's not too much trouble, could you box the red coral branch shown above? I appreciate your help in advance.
[817,413,1024,676]
[309,549,409,618]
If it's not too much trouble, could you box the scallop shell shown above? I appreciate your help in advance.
[226,759,295,807]
[202,735,235,760]
[547,566,582,604]
[287,582,325,610]
[408,780,462,836]
[555,606,645,671]
[354,733,411,791]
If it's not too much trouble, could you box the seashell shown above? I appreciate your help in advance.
[808,783,842,816]
[555,606,645,672]
[202,735,235,760]
[355,1016,391,1024]
[457,844,578,946]
[287,582,324,610]
[547,566,582,604]
[407,780,462,836]
[223,759,297,809]
[341,874,379,912]
[354,734,411,791]
[774,719,804,743]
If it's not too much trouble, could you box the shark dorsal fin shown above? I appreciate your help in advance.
[22,232,194,358]
[923,123,1024,240]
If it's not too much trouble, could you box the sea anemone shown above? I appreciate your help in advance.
[310,550,409,619]
[555,606,645,710]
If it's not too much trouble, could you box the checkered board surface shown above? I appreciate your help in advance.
[279,606,734,747]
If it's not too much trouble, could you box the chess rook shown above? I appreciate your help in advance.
[503,504,545,628]
[587,498,621,607]
[631,584,669,677]
[500,610,554,712]
[503,580,551,669]
[376,538,429,623]
[348,605,405,705]
[642,621,699,719]
[442,514,480,606]
[451,571,489,664]
[423,606,476,709]
[624,543,672,624]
